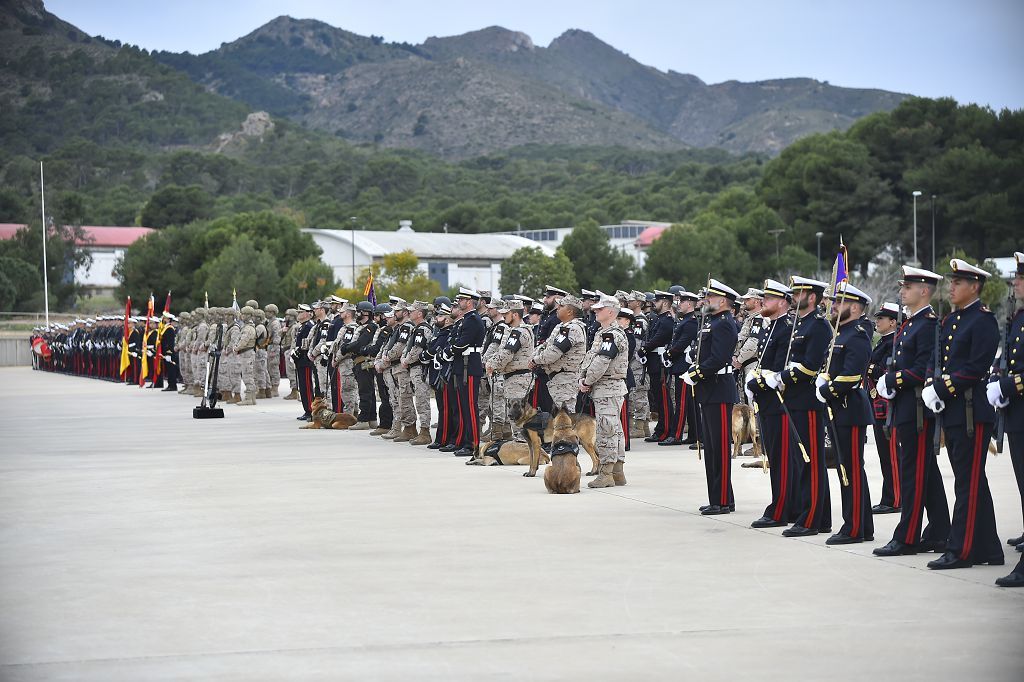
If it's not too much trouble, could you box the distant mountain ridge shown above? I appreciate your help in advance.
[153,17,907,157]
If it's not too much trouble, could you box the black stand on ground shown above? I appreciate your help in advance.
[194,323,225,419]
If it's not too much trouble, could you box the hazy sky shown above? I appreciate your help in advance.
[48,0,1023,110]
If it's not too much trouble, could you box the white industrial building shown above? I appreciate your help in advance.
[506,220,671,268]
[304,221,555,294]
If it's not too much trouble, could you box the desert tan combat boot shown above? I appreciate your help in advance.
[369,424,388,435]
[409,427,431,445]
[237,392,256,406]
[612,461,627,486]
[629,419,645,439]
[284,388,298,400]
[587,462,616,488]
[226,392,240,404]
[381,422,402,439]
[269,386,279,397]
[220,389,231,402]
[394,424,417,442]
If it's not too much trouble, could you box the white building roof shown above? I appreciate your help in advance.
[304,228,555,261]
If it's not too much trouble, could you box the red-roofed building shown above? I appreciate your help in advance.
[0,224,154,295]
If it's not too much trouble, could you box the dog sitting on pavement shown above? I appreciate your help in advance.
[544,404,584,493]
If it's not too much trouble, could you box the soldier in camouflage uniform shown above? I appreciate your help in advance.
[401,301,435,445]
[532,294,587,414]
[486,299,535,439]
[190,308,210,397]
[579,295,630,488]
[283,308,299,399]
[627,291,652,437]
[385,303,417,442]
[481,300,512,439]
[477,300,502,437]
[234,306,258,405]
[264,304,283,396]
[176,312,192,393]
[732,288,767,404]
[330,304,360,416]
[253,308,271,398]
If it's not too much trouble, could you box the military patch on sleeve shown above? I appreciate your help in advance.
[597,331,618,358]
[553,327,571,352]
[505,330,522,352]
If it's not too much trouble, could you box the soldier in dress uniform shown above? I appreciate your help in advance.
[290,303,315,420]
[532,294,587,416]
[816,283,875,544]
[423,302,455,449]
[922,259,1002,570]
[158,312,179,392]
[748,279,796,528]
[342,301,379,430]
[682,280,740,514]
[662,290,700,446]
[626,291,652,437]
[449,288,486,457]
[578,295,630,488]
[990,251,1024,587]
[867,302,901,514]
[643,290,676,442]
[764,276,833,537]
[873,266,951,556]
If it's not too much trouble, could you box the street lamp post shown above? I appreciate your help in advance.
[912,190,922,266]
[930,195,937,272]
[768,229,785,266]
[349,216,357,289]
[815,231,824,277]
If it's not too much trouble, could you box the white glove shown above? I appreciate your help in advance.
[763,371,781,391]
[815,385,828,404]
[682,372,696,386]
[987,380,1008,409]
[876,374,896,400]
[922,384,945,413]
[684,347,694,363]
[815,374,829,389]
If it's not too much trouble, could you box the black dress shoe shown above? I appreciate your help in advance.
[825,533,863,545]
[439,444,458,452]
[427,442,442,450]
[688,443,701,450]
[995,569,1024,587]
[782,525,818,537]
[453,447,475,457]
[927,551,972,570]
[701,505,730,516]
[917,539,947,554]
[751,516,787,529]
[871,504,900,514]
[658,438,683,446]
[680,437,698,445]
[873,539,918,556]
[698,505,711,512]
[1006,534,1024,546]
[296,413,311,421]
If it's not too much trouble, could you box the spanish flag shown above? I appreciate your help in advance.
[139,293,155,385]
[119,296,131,377]
[363,273,377,306]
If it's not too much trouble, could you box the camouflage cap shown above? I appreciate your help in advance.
[412,300,431,312]
[240,305,255,316]
[245,299,259,309]
[506,299,525,312]
[558,294,583,310]
[285,308,298,317]
[264,303,279,315]
[494,299,511,313]
[591,295,619,310]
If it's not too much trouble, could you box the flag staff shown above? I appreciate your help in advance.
[39,162,50,327]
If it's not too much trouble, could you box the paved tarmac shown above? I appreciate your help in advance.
[0,367,1021,681]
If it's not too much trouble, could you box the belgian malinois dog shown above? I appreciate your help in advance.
[545,405,583,494]
[301,396,358,430]
[731,403,762,459]
[508,399,600,478]
[469,440,551,467]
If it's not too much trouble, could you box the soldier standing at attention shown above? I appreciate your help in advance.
[662,290,700,446]
[764,276,833,537]
[873,267,951,556]
[423,303,454,449]
[866,302,901,515]
[282,308,299,400]
[480,299,509,439]
[923,259,1002,570]
[264,304,283,397]
[450,288,486,457]
[233,306,258,406]
[816,283,875,544]
[486,299,536,441]
[531,294,587,414]
[748,279,796,528]
[682,280,740,514]
[627,291,651,438]
[344,301,379,430]
[401,301,435,446]
[331,303,359,417]
[291,304,315,421]
[991,251,1024,587]
[579,295,630,488]
[643,291,676,442]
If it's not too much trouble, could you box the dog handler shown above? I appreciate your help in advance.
[578,295,630,488]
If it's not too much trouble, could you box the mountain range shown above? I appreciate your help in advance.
[3,0,908,159]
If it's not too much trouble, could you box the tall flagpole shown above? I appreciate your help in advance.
[39,162,50,327]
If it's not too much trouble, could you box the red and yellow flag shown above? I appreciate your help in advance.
[153,291,171,382]
[139,294,155,385]
[119,296,131,377]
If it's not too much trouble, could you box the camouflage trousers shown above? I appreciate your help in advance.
[255,348,270,390]
[489,375,507,428]
[478,375,492,429]
[285,352,297,391]
[410,365,432,429]
[267,344,281,392]
[238,350,255,397]
[338,357,359,415]
[218,350,232,391]
[179,351,191,386]
[392,367,416,425]
[630,360,650,420]
[594,395,626,464]
[316,361,329,398]
[547,372,579,413]
[193,352,207,388]
[228,353,242,393]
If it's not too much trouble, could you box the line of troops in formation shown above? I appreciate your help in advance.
[31,253,1024,588]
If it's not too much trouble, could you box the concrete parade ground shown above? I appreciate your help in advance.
[0,366,1021,681]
